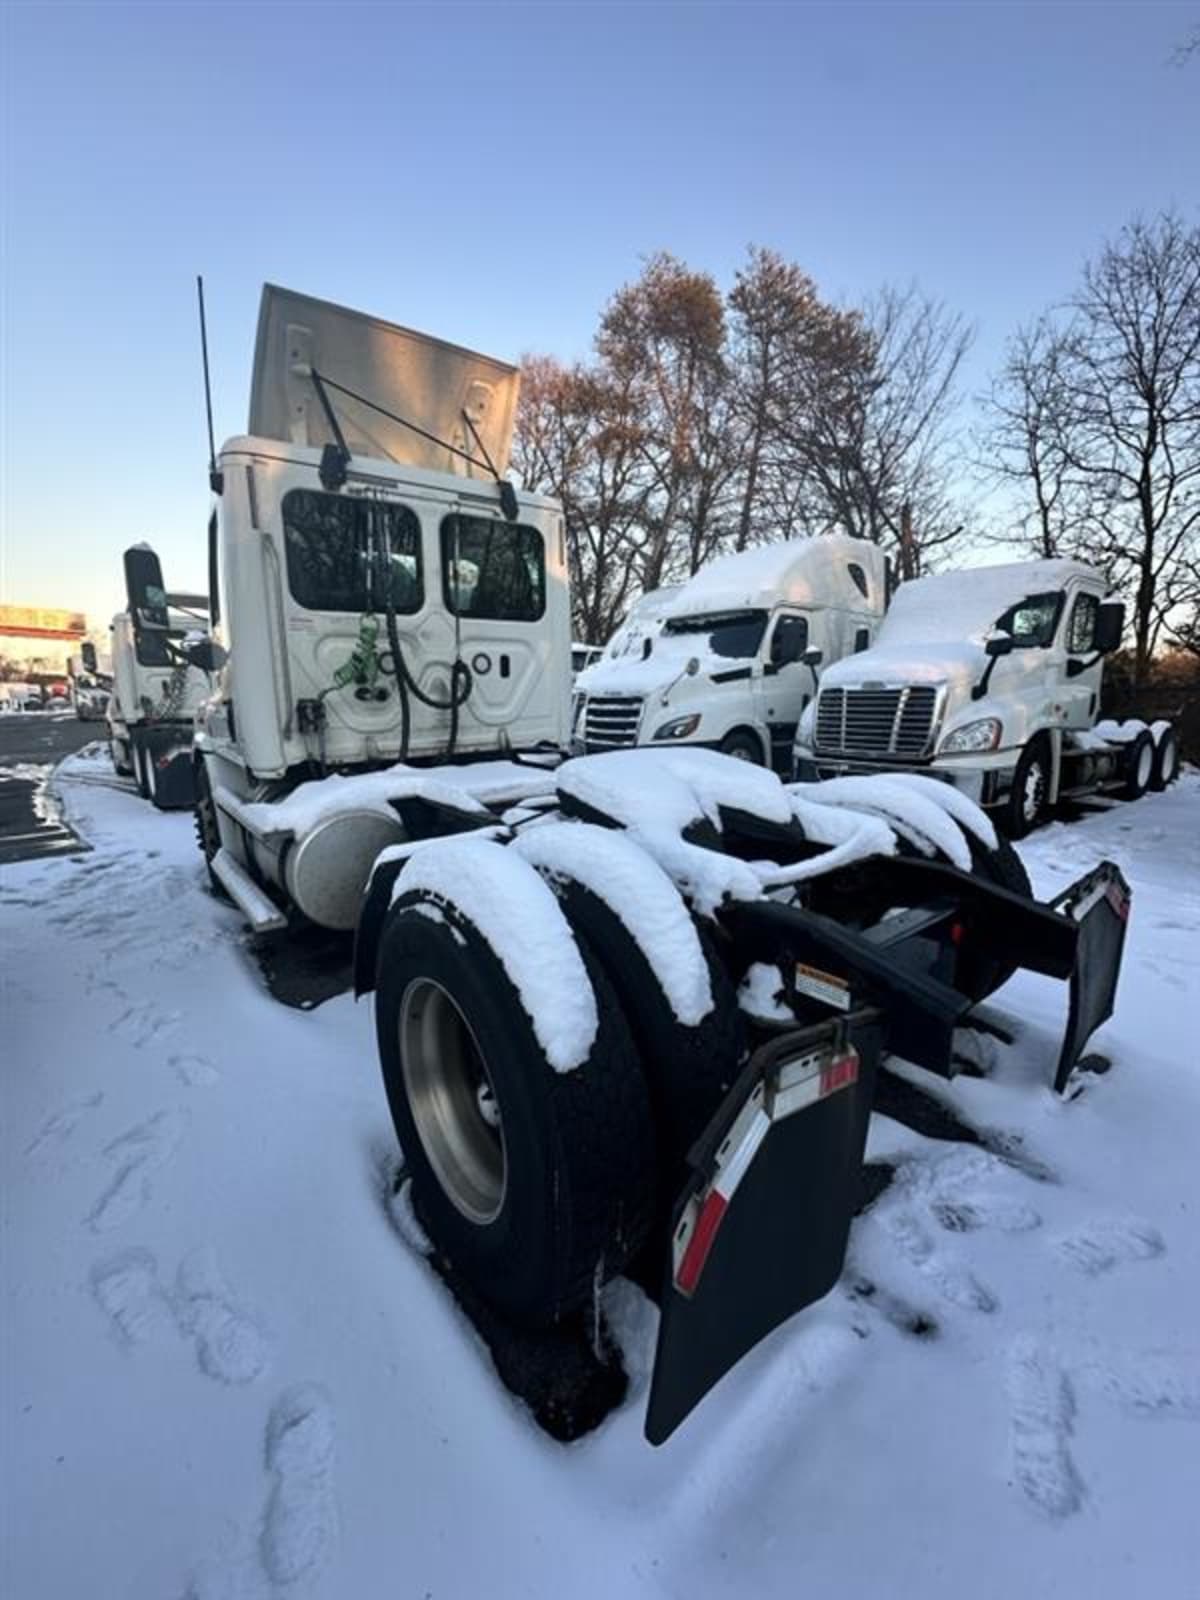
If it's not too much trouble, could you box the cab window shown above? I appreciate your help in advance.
[847,562,870,601]
[441,516,545,621]
[282,489,422,614]
[1067,592,1099,654]
[994,591,1063,648]
[770,614,809,665]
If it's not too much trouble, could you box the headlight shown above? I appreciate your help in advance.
[653,713,701,741]
[940,718,1002,754]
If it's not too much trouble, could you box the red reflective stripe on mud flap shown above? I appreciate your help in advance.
[820,1049,859,1098]
[674,1190,729,1297]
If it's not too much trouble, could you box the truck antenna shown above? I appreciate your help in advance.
[196,275,223,494]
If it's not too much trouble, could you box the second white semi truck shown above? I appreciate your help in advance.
[573,537,886,771]
[794,558,1181,836]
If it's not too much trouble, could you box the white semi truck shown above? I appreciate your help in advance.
[182,283,1137,1445]
[105,550,211,807]
[795,558,1181,836]
[573,537,885,770]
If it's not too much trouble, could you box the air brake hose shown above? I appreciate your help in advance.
[383,592,471,762]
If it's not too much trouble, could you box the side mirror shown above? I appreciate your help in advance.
[184,637,228,673]
[1095,600,1125,655]
[123,545,169,640]
[685,657,700,677]
[802,647,824,668]
[80,640,98,673]
[984,630,1014,658]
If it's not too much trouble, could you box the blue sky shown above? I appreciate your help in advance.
[2,0,1197,628]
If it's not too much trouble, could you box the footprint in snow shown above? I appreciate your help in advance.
[107,1001,183,1050]
[24,1090,104,1157]
[259,1385,338,1589]
[90,1245,269,1385]
[91,1249,178,1346]
[1006,1335,1083,1519]
[170,1052,220,1088]
[1051,1215,1165,1276]
[86,1110,187,1232]
[174,1249,270,1386]
[1006,1335,1200,1519]
[883,1209,998,1312]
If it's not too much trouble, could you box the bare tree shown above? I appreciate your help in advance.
[777,285,973,576]
[982,319,1080,557]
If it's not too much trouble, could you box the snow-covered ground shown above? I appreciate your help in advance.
[3,746,1198,1599]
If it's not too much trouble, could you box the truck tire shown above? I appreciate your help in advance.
[110,737,133,778]
[720,728,766,765]
[1151,728,1180,791]
[132,737,152,799]
[1122,730,1155,800]
[376,892,656,1328]
[548,879,743,1198]
[1002,737,1051,839]
[193,759,228,898]
[955,837,1032,1002]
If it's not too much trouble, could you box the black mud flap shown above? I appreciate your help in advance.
[1051,862,1131,1094]
[644,1009,883,1446]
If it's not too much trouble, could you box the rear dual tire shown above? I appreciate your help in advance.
[376,893,656,1328]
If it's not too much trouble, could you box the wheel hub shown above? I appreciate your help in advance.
[399,978,506,1225]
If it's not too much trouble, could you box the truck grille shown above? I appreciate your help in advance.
[814,686,939,758]
[583,695,643,750]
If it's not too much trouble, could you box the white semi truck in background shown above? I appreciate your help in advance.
[573,537,886,770]
[164,281,1137,1446]
[104,549,211,807]
[794,558,1181,836]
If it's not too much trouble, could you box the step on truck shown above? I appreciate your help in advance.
[189,283,1136,1443]
[573,536,886,771]
[794,558,1182,836]
[106,547,212,808]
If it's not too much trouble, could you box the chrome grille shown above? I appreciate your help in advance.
[583,695,643,750]
[814,685,939,758]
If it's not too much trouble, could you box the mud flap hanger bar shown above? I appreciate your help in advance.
[720,855,1130,1089]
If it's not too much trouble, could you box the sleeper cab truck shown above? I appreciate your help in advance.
[573,535,886,773]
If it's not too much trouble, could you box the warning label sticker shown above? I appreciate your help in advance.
[794,962,851,1011]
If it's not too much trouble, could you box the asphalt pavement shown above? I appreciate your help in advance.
[0,712,101,864]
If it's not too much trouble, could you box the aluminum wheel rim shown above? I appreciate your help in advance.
[399,977,506,1225]
[1022,761,1046,822]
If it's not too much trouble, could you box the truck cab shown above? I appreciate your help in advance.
[192,284,571,928]
[107,550,211,806]
[573,536,885,771]
[793,557,1173,835]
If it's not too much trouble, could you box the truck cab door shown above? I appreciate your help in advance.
[1060,588,1105,729]
[757,612,811,771]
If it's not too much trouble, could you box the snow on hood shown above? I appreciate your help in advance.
[576,625,754,699]
[822,640,985,691]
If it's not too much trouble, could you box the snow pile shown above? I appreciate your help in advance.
[795,774,979,869]
[393,834,598,1072]
[556,751,763,914]
[513,820,713,1025]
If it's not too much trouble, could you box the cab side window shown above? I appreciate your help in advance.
[995,591,1063,648]
[1067,592,1098,654]
[770,614,809,665]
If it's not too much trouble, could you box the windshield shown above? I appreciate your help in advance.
[662,609,768,659]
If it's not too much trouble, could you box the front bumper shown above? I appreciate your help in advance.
[793,750,1019,808]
